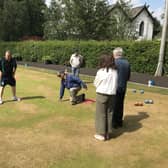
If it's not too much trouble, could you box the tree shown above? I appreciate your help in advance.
[108,0,136,40]
[0,0,46,41]
[153,17,162,38]
[62,0,111,40]
[155,0,168,76]
[25,0,46,36]
[0,0,28,41]
[92,0,112,40]
[44,0,66,40]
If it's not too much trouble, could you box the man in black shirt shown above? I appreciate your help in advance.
[0,51,20,104]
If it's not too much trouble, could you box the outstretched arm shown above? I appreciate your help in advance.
[72,76,87,89]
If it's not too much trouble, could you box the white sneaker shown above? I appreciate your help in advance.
[0,99,3,105]
[94,134,105,141]
[13,96,21,102]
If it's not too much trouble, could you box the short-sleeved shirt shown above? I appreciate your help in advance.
[0,57,17,78]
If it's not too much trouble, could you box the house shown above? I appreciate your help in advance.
[109,4,155,40]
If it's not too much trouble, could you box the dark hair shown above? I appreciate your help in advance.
[98,54,116,72]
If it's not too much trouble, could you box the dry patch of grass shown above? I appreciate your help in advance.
[16,102,38,114]
[0,67,167,168]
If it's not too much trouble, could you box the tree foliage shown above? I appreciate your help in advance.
[44,0,111,40]
[43,0,66,40]
[44,0,137,40]
[109,0,136,40]
[0,0,46,41]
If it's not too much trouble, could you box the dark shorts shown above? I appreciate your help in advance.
[0,77,16,87]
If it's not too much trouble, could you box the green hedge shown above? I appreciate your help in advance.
[0,40,167,74]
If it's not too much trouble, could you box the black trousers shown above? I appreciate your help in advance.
[113,90,126,126]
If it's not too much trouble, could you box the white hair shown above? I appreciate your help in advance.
[113,47,123,57]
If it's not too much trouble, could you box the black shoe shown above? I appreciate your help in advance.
[71,101,77,105]
[82,94,85,101]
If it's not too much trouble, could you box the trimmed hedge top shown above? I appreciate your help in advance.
[0,40,167,74]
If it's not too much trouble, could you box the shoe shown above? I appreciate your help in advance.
[0,99,3,105]
[82,94,85,101]
[71,101,77,105]
[94,134,105,141]
[13,96,21,102]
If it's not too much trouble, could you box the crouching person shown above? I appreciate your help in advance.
[94,54,118,141]
[57,71,87,105]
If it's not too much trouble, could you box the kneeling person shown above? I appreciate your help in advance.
[0,51,20,104]
[57,71,87,105]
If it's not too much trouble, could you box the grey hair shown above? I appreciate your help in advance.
[113,47,123,56]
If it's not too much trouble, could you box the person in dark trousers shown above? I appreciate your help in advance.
[57,71,87,105]
[94,54,118,141]
[0,51,20,104]
[112,47,131,128]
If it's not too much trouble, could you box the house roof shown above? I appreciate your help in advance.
[108,4,154,22]
[108,3,131,20]
[130,5,154,21]
[130,6,144,18]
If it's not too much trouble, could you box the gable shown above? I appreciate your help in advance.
[108,4,154,23]
[133,9,154,25]
[131,6,154,22]
[108,5,131,22]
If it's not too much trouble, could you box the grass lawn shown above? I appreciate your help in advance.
[0,67,168,168]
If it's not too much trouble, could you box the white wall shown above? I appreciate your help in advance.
[133,10,154,40]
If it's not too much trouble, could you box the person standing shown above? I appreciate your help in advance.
[94,54,118,141]
[69,50,83,77]
[112,47,131,128]
[57,71,87,105]
[0,51,20,104]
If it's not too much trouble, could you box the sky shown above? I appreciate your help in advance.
[45,0,165,20]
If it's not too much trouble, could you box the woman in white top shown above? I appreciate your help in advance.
[94,54,118,141]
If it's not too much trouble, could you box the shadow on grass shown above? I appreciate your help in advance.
[21,96,46,100]
[112,112,149,138]
[3,96,46,103]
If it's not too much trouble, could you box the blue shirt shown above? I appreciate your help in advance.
[59,74,86,99]
[115,57,131,92]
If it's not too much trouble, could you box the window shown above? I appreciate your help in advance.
[139,21,144,36]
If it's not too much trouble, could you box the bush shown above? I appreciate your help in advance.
[0,40,167,75]
[42,55,53,64]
